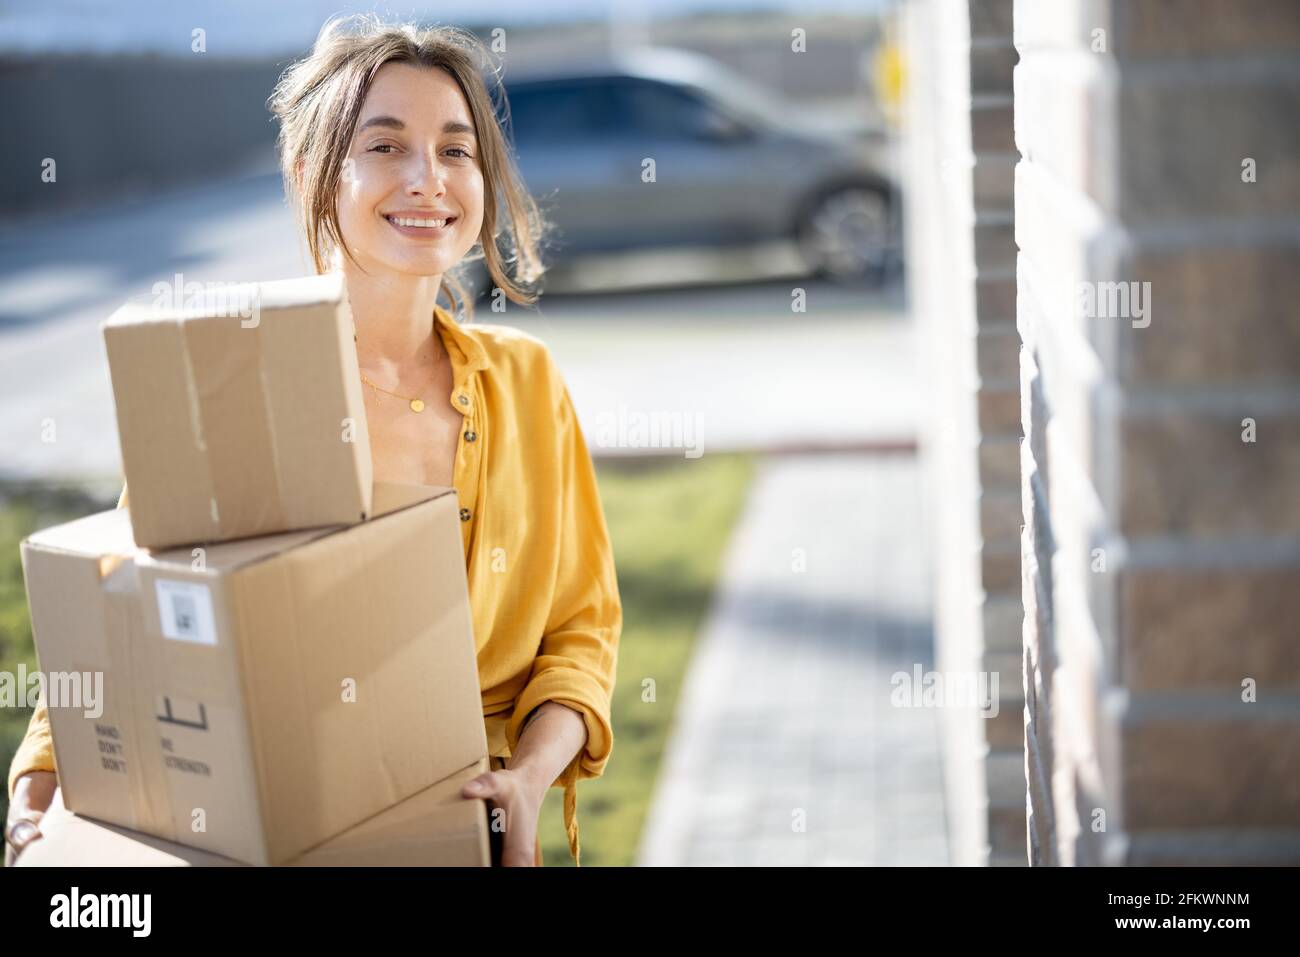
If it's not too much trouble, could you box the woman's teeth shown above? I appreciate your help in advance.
[388,216,453,228]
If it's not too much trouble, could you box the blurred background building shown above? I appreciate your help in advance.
[905,0,1300,866]
[903,0,1023,867]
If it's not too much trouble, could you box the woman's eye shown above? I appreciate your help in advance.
[364,142,470,158]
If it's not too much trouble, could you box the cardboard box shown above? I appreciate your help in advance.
[102,272,373,549]
[16,758,491,867]
[20,483,487,866]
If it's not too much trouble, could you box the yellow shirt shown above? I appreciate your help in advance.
[7,303,622,866]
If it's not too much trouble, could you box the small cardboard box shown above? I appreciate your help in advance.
[102,272,373,549]
[17,758,491,867]
[20,483,487,866]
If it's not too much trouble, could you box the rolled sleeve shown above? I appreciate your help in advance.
[506,669,613,782]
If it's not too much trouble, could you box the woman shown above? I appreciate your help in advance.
[5,15,621,868]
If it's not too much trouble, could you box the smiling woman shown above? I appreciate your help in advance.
[5,14,621,870]
[265,15,615,869]
[267,15,548,317]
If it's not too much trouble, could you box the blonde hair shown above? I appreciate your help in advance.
[267,13,546,321]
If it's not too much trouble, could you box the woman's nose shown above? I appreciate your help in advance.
[406,149,447,195]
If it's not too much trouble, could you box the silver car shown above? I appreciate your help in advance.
[466,47,901,295]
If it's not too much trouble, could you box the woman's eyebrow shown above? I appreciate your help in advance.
[357,115,477,138]
[358,115,405,132]
[442,120,478,138]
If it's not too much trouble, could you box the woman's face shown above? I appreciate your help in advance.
[336,61,485,278]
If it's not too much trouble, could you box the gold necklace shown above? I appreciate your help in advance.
[358,330,444,413]
[359,371,433,413]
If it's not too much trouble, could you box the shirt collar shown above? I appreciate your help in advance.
[433,304,490,389]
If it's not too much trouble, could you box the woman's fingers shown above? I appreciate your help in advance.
[498,794,538,868]
[500,825,537,867]
[4,815,44,866]
[460,770,539,867]
[460,772,496,798]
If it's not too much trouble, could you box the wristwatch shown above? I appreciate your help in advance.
[4,816,42,856]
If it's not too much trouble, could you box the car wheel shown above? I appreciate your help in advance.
[797,183,899,284]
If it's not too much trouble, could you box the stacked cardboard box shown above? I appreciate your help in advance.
[102,272,374,549]
[17,276,489,866]
[19,759,490,867]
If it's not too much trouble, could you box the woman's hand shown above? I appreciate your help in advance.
[5,770,57,866]
[462,701,589,867]
[461,767,545,867]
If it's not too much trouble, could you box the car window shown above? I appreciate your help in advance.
[602,79,723,139]
[499,82,611,143]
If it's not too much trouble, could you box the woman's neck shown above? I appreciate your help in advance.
[342,262,445,374]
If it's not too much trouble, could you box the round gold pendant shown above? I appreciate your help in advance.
[409,398,425,413]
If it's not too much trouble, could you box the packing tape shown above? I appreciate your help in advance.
[176,319,222,542]
[184,312,288,540]
[253,312,290,535]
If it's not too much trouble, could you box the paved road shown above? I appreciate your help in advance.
[0,169,301,489]
[0,169,916,487]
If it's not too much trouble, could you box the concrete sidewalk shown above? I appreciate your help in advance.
[636,451,948,866]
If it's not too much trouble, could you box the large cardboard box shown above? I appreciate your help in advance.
[16,759,492,867]
[102,272,373,549]
[20,483,487,866]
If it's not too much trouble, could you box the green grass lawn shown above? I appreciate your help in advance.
[0,455,756,864]
[536,453,755,865]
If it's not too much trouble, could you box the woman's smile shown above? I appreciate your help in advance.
[383,211,460,238]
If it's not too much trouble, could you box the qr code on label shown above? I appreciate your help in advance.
[154,579,217,646]
[170,593,198,638]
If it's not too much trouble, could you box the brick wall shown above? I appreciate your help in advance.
[904,0,1025,866]
[1015,0,1300,865]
